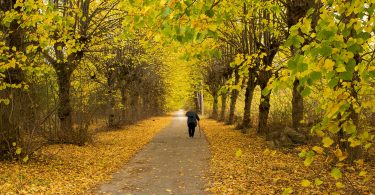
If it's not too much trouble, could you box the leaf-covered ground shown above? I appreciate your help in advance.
[201,119,374,194]
[0,116,171,194]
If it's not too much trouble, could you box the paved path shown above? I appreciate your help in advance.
[94,110,210,195]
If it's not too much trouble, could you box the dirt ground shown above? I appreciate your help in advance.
[94,110,210,195]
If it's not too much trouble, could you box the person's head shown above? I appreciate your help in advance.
[185,105,198,112]
[185,106,192,112]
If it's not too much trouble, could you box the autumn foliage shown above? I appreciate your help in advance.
[0,0,374,194]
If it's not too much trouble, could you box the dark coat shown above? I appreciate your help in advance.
[185,111,200,126]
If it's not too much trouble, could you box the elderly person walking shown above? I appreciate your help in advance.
[185,110,200,138]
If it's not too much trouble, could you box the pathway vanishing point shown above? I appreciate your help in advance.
[94,110,210,195]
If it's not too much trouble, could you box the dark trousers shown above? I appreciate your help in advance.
[188,123,196,137]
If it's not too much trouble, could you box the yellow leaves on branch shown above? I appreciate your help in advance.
[0,116,172,194]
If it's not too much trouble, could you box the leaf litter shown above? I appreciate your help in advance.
[201,119,374,194]
[0,116,172,194]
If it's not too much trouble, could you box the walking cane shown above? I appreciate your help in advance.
[198,121,202,137]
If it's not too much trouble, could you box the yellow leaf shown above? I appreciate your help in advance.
[335,64,346,72]
[304,156,314,166]
[160,0,167,6]
[23,155,29,163]
[336,182,345,188]
[359,171,367,177]
[282,187,293,195]
[235,149,243,158]
[234,54,243,65]
[154,34,161,42]
[355,159,364,166]
[165,188,172,192]
[315,178,323,186]
[15,147,22,155]
[324,59,335,71]
[365,25,372,33]
[8,58,17,68]
[301,179,311,187]
[312,146,324,154]
[322,137,334,147]
[334,148,347,161]
[349,138,361,147]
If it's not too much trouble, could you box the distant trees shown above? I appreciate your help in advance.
[203,51,229,119]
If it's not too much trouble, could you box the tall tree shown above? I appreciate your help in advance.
[43,0,123,142]
[0,0,43,157]
[284,0,317,130]
[203,57,227,119]
[0,0,25,156]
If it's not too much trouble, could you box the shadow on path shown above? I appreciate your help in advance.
[94,110,210,195]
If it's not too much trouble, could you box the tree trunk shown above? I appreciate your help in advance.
[107,68,116,127]
[198,90,204,115]
[228,69,240,124]
[242,71,256,131]
[120,88,127,123]
[349,54,361,127]
[220,93,227,121]
[56,66,73,141]
[195,91,199,112]
[228,90,239,124]
[371,113,375,127]
[346,55,361,160]
[292,79,304,129]
[201,92,204,115]
[107,91,116,127]
[130,92,140,122]
[257,86,271,135]
[0,0,28,158]
[286,1,314,131]
[212,92,218,119]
